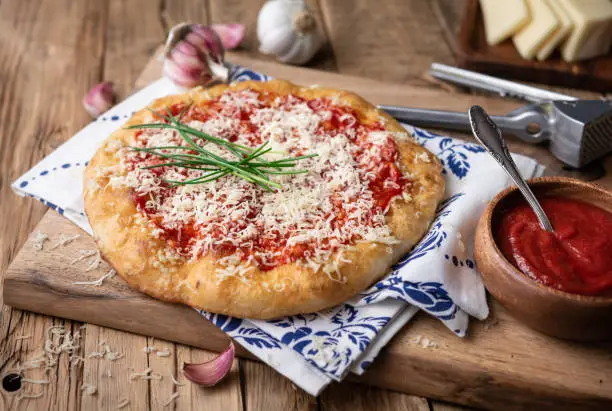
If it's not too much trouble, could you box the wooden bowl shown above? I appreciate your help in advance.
[475,176,612,341]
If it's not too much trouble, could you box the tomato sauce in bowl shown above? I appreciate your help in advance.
[496,196,612,297]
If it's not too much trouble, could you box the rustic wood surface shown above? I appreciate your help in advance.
[0,1,609,410]
[5,53,612,410]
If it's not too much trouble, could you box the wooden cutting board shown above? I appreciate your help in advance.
[4,53,612,411]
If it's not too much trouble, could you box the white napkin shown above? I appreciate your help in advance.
[11,67,544,396]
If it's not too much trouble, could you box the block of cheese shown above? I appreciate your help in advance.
[479,0,529,45]
[557,0,612,62]
[536,0,573,60]
[513,0,559,60]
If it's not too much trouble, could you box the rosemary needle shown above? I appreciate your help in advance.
[125,107,316,191]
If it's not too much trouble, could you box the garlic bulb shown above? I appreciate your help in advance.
[257,0,323,65]
[163,23,245,88]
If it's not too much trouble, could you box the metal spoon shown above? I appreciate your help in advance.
[468,105,554,233]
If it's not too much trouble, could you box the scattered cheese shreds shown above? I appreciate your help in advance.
[117,398,130,409]
[15,335,32,340]
[156,348,171,357]
[43,325,82,372]
[32,232,49,251]
[85,250,103,272]
[169,371,185,386]
[87,342,124,361]
[71,249,98,264]
[81,383,98,395]
[18,391,44,400]
[130,367,162,381]
[163,392,180,407]
[73,269,116,286]
[50,233,80,249]
[21,378,50,384]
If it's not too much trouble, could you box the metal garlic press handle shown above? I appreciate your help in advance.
[430,63,577,104]
[379,105,550,143]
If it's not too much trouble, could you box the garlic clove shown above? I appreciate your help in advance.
[163,41,213,88]
[211,24,245,50]
[163,22,230,88]
[171,41,210,71]
[164,22,193,58]
[188,26,225,63]
[83,82,114,118]
[183,342,235,386]
[163,58,211,89]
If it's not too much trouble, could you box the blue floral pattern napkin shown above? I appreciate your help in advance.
[11,66,544,396]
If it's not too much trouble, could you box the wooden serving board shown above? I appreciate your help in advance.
[456,0,612,92]
[4,53,612,410]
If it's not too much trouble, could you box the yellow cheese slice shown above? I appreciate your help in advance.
[513,0,559,60]
[479,0,529,46]
[536,0,573,60]
[558,0,612,62]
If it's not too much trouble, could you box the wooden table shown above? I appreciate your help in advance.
[0,1,607,410]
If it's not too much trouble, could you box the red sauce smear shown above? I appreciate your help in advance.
[129,91,408,270]
[496,197,612,296]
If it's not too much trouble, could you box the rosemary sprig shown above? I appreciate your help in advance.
[125,107,317,191]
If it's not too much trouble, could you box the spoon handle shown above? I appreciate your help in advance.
[468,105,554,233]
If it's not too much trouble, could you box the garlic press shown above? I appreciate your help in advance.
[379,64,612,168]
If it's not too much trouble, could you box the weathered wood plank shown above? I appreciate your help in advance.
[319,0,454,84]
[147,337,178,411]
[320,382,430,411]
[161,0,210,29]
[208,0,268,62]
[431,400,475,411]
[104,0,166,98]
[241,359,317,411]
[0,0,109,409]
[81,326,150,410]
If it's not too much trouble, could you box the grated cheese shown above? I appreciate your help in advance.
[71,249,98,264]
[106,89,412,281]
[169,371,184,386]
[85,251,103,272]
[80,383,97,395]
[130,367,162,381]
[87,342,124,361]
[156,348,171,357]
[15,335,31,340]
[117,398,130,409]
[73,269,116,286]
[43,326,82,371]
[21,378,50,384]
[163,392,180,407]
[50,234,80,249]
[32,232,49,251]
[17,391,44,400]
